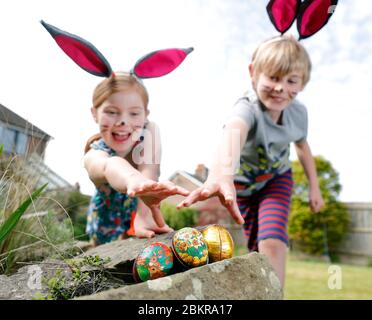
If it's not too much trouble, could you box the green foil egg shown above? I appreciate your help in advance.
[172,227,209,268]
[133,242,174,282]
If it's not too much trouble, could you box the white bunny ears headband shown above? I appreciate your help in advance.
[266,0,338,40]
[40,20,193,79]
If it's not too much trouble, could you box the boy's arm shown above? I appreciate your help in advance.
[178,117,249,224]
[294,141,325,213]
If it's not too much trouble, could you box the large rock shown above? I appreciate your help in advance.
[0,260,71,300]
[0,227,283,300]
[78,252,282,300]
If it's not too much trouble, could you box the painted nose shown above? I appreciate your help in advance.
[274,85,283,93]
[116,120,126,126]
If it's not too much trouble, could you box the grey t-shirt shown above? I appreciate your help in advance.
[228,92,308,197]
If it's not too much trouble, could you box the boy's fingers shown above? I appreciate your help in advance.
[177,189,202,208]
[201,189,211,197]
[222,192,234,206]
[226,200,244,225]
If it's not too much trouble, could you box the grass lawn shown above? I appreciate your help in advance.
[234,246,372,300]
[285,256,372,300]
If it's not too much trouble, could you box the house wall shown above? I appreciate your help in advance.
[166,174,200,205]
[27,135,48,158]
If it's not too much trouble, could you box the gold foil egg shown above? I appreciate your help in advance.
[172,227,209,268]
[201,224,234,262]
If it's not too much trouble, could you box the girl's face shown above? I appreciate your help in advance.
[92,88,148,157]
[251,66,304,113]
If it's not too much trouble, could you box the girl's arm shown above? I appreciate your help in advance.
[178,117,249,224]
[84,149,153,194]
[294,141,325,213]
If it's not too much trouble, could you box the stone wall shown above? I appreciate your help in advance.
[0,228,282,300]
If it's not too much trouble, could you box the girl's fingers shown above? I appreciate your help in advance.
[174,186,190,196]
[135,228,155,239]
[157,181,190,196]
[151,223,174,234]
[150,205,166,228]
[129,181,161,197]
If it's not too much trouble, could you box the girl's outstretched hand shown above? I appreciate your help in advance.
[177,179,245,225]
[127,177,189,228]
[134,210,173,238]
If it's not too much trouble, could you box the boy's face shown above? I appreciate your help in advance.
[250,65,305,112]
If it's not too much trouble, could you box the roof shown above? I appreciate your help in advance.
[27,154,73,190]
[0,153,74,191]
[0,104,52,140]
[168,170,204,187]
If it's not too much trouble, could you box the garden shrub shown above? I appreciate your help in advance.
[289,156,349,256]
[161,202,198,230]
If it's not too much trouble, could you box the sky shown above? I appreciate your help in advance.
[0,0,371,202]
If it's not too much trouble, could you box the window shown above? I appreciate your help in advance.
[2,128,16,153]
[0,127,28,155]
[15,132,28,154]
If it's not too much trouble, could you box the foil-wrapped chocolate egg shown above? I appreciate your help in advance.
[172,227,209,268]
[201,224,234,262]
[133,242,173,282]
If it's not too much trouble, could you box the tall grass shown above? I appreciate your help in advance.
[0,183,47,242]
[0,149,76,274]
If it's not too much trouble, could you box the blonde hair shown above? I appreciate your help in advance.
[84,72,149,153]
[251,35,311,86]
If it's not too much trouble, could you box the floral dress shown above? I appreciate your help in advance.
[86,139,138,244]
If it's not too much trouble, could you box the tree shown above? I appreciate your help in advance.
[289,156,349,256]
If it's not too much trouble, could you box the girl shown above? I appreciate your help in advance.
[41,20,192,246]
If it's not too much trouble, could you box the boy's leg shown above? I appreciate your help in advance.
[235,183,260,252]
[256,170,294,288]
[258,238,287,287]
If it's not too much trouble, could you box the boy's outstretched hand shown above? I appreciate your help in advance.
[127,178,189,228]
[177,179,245,225]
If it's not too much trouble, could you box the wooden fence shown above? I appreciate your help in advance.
[226,202,372,264]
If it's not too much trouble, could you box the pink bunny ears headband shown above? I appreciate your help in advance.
[266,0,338,40]
[40,20,193,79]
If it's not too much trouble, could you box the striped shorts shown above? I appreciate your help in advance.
[235,170,294,252]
